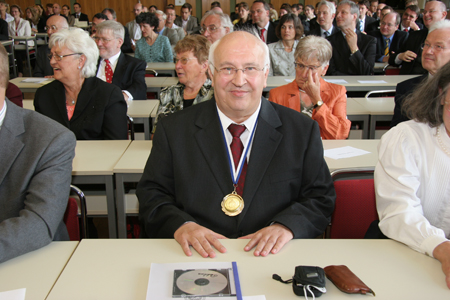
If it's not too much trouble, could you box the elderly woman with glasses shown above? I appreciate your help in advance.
[375,61,450,289]
[34,28,127,140]
[268,13,303,76]
[269,35,350,139]
[153,35,213,133]
[135,12,172,62]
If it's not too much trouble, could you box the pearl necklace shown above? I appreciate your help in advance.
[66,95,76,106]
[436,126,450,157]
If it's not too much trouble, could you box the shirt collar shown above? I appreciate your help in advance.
[217,99,261,133]
[102,51,121,69]
[0,99,7,130]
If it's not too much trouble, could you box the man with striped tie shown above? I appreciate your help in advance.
[368,12,408,63]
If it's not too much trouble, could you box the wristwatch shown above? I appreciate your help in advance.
[314,100,324,109]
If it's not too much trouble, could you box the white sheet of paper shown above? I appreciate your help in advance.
[243,296,266,300]
[324,146,371,159]
[0,288,26,300]
[357,80,387,84]
[323,79,348,84]
[21,78,48,84]
[147,262,243,300]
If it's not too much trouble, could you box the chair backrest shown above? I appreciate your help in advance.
[328,168,378,239]
[63,185,87,241]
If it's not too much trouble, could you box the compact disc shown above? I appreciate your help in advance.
[174,269,229,296]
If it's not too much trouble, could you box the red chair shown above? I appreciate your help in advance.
[64,185,87,241]
[327,168,378,239]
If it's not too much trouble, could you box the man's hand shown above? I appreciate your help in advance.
[174,222,228,258]
[433,241,450,289]
[398,50,417,62]
[409,21,420,31]
[382,55,389,63]
[343,28,358,53]
[238,223,293,256]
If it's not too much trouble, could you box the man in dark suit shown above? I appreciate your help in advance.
[308,0,339,37]
[155,10,185,58]
[251,0,278,44]
[400,5,423,32]
[391,20,450,127]
[174,3,199,35]
[389,0,447,75]
[326,0,376,75]
[0,44,76,264]
[358,0,377,32]
[72,2,89,22]
[0,18,7,40]
[33,16,69,77]
[102,8,132,53]
[368,12,408,62]
[365,5,393,33]
[94,21,146,101]
[137,31,335,258]
[369,0,378,19]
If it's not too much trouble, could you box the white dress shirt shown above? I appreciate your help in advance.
[375,121,450,257]
[257,22,270,42]
[217,101,261,180]
[0,99,7,130]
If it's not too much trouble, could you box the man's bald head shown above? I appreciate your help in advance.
[46,15,69,38]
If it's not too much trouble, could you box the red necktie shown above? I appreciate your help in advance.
[105,59,113,83]
[404,28,408,32]
[260,28,266,43]
[228,124,247,196]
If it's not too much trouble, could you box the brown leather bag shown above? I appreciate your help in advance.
[324,265,375,296]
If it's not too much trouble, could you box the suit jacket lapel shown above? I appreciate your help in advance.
[0,100,25,186]
[194,100,232,196]
[237,98,282,224]
[50,81,70,127]
[71,77,94,123]
[112,52,126,87]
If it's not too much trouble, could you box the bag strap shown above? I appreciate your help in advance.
[272,274,293,284]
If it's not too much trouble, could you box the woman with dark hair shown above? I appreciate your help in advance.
[233,2,251,27]
[25,6,45,33]
[135,12,172,62]
[375,61,450,289]
[268,13,303,76]
[61,5,74,26]
[279,3,292,18]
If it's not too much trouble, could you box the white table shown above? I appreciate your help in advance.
[127,100,159,140]
[10,77,54,93]
[323,139,379,172]
[46,239,450,300]
[351,97,395,139]
[113,141,152,238]
[147,62,176,77]
[0,241,78,300]
[265,75,419,92]
[72,140,131,238]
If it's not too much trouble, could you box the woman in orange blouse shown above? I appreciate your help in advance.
[269,35,351,139]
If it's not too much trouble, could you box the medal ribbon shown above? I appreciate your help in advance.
[218,110,259,186]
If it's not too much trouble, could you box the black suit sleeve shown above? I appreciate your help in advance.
[102,84,128,139]
[0,19,8,40]
[349,34,376,75]
[121,26,133,53]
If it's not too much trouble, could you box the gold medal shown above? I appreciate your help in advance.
[221,191,244,216]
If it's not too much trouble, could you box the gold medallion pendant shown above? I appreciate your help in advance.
[221,191,244,216]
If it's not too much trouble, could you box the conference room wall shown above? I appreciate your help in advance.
[10,0,37,11]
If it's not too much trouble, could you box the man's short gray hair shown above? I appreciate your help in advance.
[319,1,336,15]
[294,35,333,66]
[208,31,269,75]
[154,9,167,20]
[339,0,360,18]
[49,28,99,78]
[102,8,117,20]
[95,20,125,40]
[201,10,234,32]
[429,19,450,33]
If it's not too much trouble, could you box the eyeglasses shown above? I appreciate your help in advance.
[212,64,266,78]
[294,62,322,72]
[174,57,197,65]
[47,53,82,61]
[92,36,116,43]
[200,25,223,34]
[380,21,396,27]
[421,43,448,52]
[45,25,58,31]
[423,10,438,15]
